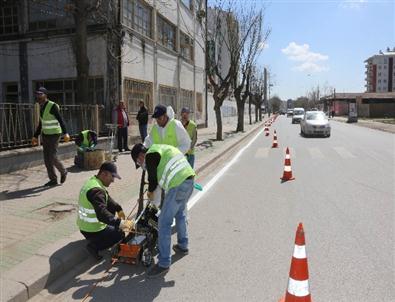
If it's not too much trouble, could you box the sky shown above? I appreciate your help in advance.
[240,0,395,100]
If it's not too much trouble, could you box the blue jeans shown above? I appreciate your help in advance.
[186,154,195,168]
[158,178,194,268]
[139,124,148,142]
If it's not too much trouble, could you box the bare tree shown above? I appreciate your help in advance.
[232,6,269,132]
[249,65,265,123]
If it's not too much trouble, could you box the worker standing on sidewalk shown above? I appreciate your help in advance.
[131,143,195,278]
[32,87,70,187]
[77,162,134,260]
[143,104,191,154]
[180,107,197,168]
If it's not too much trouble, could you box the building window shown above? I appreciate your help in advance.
[28,0,72,31]
[378,72,381,76]
[378,79,381,83]
[124,78,153,113]
[3,83,19,102]
[180,31,194,61]
[181,0,194,10]
[123,0,152,38]
[159,85,177,111]
[378,65,382,69]
[33,77,104,105]
[157,15,176,51]
[0,1,18,35]
[180,89,194,112]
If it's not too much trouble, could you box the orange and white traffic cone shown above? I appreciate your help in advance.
[281,147,295,181]
[264,125,270,136]
[279,223,312,302]
[272,130,279,148]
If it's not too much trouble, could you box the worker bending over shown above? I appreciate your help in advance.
[131,143,195,278]
[74,130,98,167]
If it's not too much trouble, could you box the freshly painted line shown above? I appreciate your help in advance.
[188,129,264,210]
[333,146,355,158]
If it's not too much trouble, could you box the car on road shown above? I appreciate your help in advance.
[300,111,331,137]
[287,109,294,117]
[292,108,305,123]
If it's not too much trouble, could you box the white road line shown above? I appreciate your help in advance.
[255,147,270,158]
[308,147,324,159]
[188,129,264,210]
[333,146,355,159]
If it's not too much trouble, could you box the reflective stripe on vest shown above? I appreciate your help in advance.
[41,101,62,135]
[77,176,108,232]
[185,120,196,155]
[147,144,195,191]
[150,119,178,147]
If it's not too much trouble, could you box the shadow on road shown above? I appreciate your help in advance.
[0,185,53,201]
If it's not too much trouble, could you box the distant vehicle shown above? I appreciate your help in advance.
[287,109,294,117]
[310,108,319,111]
[279,109,286,115]
[300,111,331,137]
[292,108,305,124]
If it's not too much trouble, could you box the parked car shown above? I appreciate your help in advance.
[287,109,294,117]
[300,111,331,137]
[292,108,305,123]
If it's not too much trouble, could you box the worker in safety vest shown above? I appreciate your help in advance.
[180,107,197,168]
[32,87,70,186]
[77,162,134,260]
[75,130,97,152]
[131,143,195,278]
[143,104,191,154]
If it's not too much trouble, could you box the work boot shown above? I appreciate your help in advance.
[44,180,58,187]
[147,264,169,279]
[172,244,189,255]
[60,172,67,184]
[86,244,103,261]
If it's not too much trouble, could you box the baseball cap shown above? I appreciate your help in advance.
[35,87,48,95]
[99,162,121,179]
[181,107,190,113]
[131,143,147,169]
[152,104,167,118]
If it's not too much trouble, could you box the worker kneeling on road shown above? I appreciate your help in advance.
[74,130,98,167]
[131,143,195,278]
[77,162,134,260]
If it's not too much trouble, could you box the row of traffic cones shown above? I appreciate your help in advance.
[262,116,310,301]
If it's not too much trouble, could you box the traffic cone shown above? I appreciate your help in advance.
[272,130,278,148]
[279,223,312,302]
[265,127,270,136]
[281,147,295,181]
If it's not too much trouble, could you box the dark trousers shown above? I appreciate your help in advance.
[81,226,125,252]
[117,127,129,151]
[42,134,66,181]
[139,124,148,142]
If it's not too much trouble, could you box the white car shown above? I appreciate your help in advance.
[300,111,331,137]
[292,108,305,124]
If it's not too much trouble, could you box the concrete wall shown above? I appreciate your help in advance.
[369,103,395,118]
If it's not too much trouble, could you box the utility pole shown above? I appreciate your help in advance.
[204,0,208,128]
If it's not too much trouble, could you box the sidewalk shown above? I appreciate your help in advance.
[0,115,266,302]
[332,116,395,134]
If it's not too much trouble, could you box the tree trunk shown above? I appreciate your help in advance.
[214,105,222,141]
[73,1,90,104]
[248,96,252,125]
[255,98,259,122]
[236,101,245,132]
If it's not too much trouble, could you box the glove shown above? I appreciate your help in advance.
[117,210,126,220]
[31,137,38,146]
[64,133,70,142]
[119,219,134,231]
[147,191,154,201]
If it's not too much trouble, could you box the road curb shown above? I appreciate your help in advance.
[2,119,266,302]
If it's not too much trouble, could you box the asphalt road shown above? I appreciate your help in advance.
[32,116,394,302]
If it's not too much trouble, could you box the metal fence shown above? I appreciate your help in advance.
[0,103,106,151]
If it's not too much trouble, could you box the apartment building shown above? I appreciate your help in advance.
[365,47,395,93]
[0,0,207,123]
